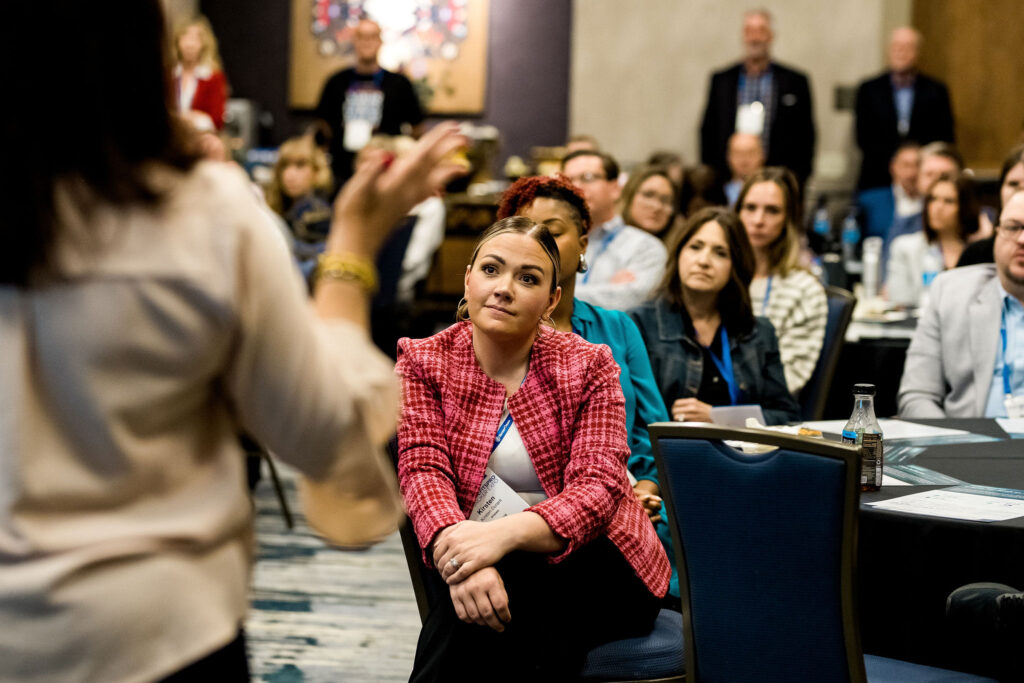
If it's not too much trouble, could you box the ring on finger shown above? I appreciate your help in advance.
[449,557,461,571]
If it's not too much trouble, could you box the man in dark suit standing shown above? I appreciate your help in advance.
[700,9,815,190]
[855,27,955,190]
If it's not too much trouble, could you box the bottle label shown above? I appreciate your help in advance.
[860,432,883,487]
[841,429,858,444]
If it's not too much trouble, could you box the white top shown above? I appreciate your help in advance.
[575,215,667,311]
[0,162,399,682]
[486,405,547,505]
[886,230,944,306]
[750,269,828,393]
[397,196,446,304]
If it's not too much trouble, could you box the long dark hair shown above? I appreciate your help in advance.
[922,173,979,242]
[2,0,199,286]
[658,207,755,336]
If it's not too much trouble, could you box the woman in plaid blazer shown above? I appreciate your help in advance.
[396,217,670,681]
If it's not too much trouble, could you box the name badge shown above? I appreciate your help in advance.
[736,102,765,135]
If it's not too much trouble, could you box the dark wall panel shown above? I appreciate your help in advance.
[202,0,570,163]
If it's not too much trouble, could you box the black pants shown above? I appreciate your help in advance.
[410,537,661,683]
[161,630,250,682]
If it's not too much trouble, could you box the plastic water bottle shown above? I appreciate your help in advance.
[861,236,883,300]
[841,209,861,271]
[809,196,833,255]
[841,384,884,491]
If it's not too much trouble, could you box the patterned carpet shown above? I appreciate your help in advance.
[247,464,420,682]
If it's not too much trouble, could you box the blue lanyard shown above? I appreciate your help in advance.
[1002,304,1014,397]
[581,226,621,284]
[762,276,773,311]
[706,326,739,405]
[492,412,514,453]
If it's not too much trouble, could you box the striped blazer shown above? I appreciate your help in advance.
[395,321,670,597]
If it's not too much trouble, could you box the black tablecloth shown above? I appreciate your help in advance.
[826,337,910,419]
[857,419,1023,677]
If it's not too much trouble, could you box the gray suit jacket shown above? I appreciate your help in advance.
[898,264,1002,417]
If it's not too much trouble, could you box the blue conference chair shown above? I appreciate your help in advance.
[799,285,856,420]
[389,438,685,682]
[650,423,995,683]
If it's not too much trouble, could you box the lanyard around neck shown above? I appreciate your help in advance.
[1003,303,1015,397]
[581,224,621,284]
[761,276,774,311]
[705,326,739,405]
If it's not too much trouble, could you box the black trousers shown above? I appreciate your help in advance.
[409,537,661,683]
[161,629,250,682]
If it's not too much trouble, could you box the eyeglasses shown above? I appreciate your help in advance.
[566,172,606,185]
[638,189,675,209]
[997,221,1024,238]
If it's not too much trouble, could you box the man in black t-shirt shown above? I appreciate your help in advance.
[315,18,425,192]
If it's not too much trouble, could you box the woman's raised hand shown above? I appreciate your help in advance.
[326,122,468,257]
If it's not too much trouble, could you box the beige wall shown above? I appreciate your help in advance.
[571,0,912,189]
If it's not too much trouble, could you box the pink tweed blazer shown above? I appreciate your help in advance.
[395,321,670,597]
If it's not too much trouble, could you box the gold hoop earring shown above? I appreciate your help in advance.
[455,297,469,322]
[577,253,589,274]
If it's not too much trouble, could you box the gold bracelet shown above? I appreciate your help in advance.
[316,251,379,294]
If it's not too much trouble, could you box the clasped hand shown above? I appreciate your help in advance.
[671,397,713,423]
[433,520,515,632]
[432,519,511,585]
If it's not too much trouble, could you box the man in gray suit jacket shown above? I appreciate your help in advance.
[899,192,1024,417]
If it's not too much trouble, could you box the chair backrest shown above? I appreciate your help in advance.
[386,437,447,623]
[799,286,856,420]
[651,423,865,683]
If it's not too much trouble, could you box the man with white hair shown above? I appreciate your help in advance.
[855,26,955,191]
[700,8,815,189]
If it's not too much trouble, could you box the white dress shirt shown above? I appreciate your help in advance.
[575,215,667,311]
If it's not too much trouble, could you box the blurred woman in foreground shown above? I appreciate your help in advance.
[0,1,465,679]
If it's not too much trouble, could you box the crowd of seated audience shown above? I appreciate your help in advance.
[12,1,1024,680]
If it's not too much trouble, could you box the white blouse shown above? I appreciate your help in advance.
[0,162,399,682]
[486,403,547,505]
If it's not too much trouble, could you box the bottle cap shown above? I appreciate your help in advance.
[852,383,876,396]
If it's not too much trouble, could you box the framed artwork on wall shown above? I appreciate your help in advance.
[289,0,489,115]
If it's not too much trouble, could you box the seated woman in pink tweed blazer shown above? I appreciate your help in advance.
[396,216,670,681]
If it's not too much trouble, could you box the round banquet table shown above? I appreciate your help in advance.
[856,418,1024,678]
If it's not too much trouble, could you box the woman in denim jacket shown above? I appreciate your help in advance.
[629,207,800,425]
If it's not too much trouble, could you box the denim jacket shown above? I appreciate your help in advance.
[628,298,800,425]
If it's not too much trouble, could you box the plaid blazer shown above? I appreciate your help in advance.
[396,321,670,597]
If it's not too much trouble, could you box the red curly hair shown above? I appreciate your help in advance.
[496,174,593,235]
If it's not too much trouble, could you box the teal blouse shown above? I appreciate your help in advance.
[571,298,678,598]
